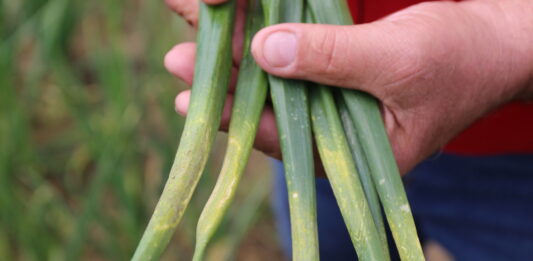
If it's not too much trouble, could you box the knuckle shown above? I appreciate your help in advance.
[321,29,345,75]
[165,0,198,25]
[303,27,348,77]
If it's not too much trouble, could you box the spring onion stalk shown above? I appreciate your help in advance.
[304,8,389,258]
[342,92,424,260]
[309,84,387,261]
[132,1,236,260]
[262,0,319,260]
[192,0,267,260]
[337,96,389,255]
[306,0,424,259]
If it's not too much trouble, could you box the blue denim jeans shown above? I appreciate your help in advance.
[272,154,533,260]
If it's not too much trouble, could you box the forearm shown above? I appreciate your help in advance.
[465,0,533,100]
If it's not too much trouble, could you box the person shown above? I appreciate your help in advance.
[163,0,533,259]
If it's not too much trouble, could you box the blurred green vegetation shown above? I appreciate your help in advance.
[0,0,282,260]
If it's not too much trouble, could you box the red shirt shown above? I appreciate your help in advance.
[348,0,533,155]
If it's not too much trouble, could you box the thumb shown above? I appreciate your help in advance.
[251,22,418,95]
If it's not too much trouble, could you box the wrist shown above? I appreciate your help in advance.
[464,0,533,101]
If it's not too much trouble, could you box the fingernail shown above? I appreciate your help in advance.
[263,31,297,68]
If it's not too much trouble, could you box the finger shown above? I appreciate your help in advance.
[165,0,199,26]
[253,106,281,159]
[203,0,228,5]
[166,0,247,64]
[231,0,248,64]
[175,90,192,116]
[165,43,239,91]
[165,42,196,86]
[251,22,421,98]
[175,90,281,159]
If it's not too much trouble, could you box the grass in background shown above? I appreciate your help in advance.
[0,0,282,260]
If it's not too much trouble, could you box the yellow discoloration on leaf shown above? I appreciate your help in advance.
[310,85,388,260]
[227,136,243,153]
[400,204,411,213]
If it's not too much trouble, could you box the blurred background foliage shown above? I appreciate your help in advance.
[0,0,283,260]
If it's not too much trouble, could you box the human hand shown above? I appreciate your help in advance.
[165,0,533,174]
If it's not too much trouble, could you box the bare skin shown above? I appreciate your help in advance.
[164,0,533,174]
